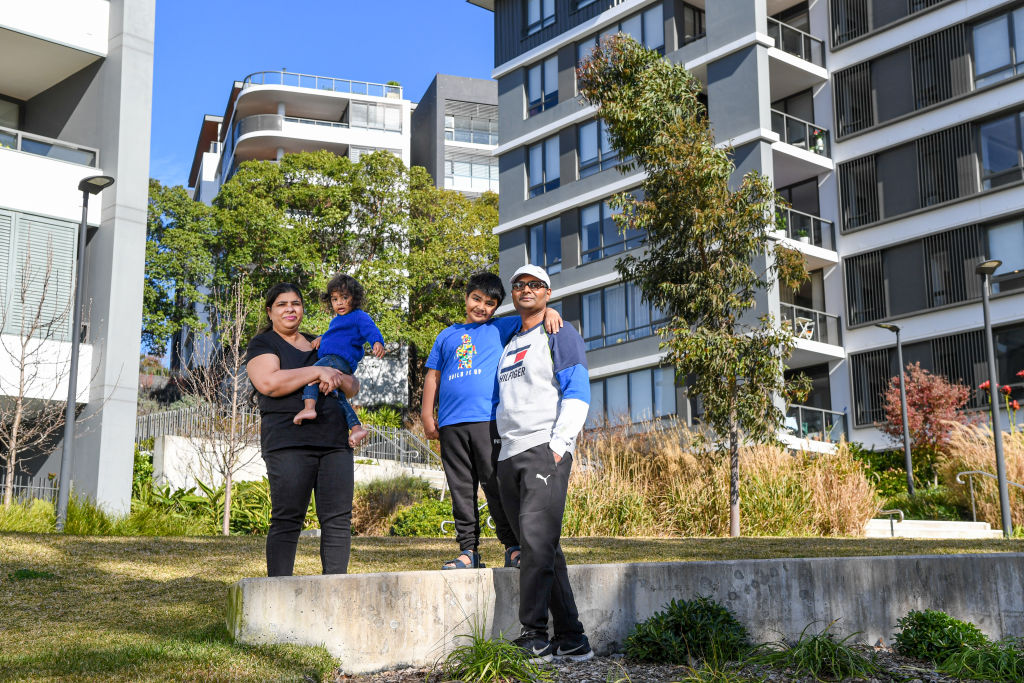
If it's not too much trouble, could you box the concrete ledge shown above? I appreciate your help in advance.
[228,553,1024,674]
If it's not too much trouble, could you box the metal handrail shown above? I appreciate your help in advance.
[955,470,1024,522]
[878,508,904,537]
[0,123,99,167]
[771,109,831,157]
[776,206,836,251]
[441,502,495,535]
[780,302,841,346]
[357,425,441,469]
[242,70,403,99]
[767,17,825,66]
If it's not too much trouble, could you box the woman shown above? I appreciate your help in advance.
[246,282,359,576]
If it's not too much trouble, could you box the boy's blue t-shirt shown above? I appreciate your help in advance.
[318,309,385,369]
[426,316,522,427]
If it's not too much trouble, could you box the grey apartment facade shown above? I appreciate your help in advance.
[0,0,155,511]
[470,0,1024,447]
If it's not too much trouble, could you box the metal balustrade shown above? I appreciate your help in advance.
[776,206,836,251]
[767,17,825,66]
[785,404,847,443]
[0,124,98,167]
[243,70,403,99]
[771,110,831,157]
[780,302,841,346]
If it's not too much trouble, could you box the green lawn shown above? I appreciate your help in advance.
[2,534,1023,682]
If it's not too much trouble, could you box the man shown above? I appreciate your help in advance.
[496,264,593,663]
[422,272,561,570]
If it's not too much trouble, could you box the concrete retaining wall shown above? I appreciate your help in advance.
[227,553,1024,674]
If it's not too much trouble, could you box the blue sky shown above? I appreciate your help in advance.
[149,0,495,189]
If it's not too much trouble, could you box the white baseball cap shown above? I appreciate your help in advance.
[510,264,551,288]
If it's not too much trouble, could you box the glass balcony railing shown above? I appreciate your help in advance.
[776,206,836,251]
[0,124,98,167]
[785,404,847,443]
[771,110,830,158]
[243,70,403,99]
[767,17,825,67]
[236,114,350,138]
[780,302,841,346]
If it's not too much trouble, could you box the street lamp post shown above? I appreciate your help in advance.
[975,259,1013,538]
[55,175,115,532]
[876,323,914,496]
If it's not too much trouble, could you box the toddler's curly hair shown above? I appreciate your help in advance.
[322,273,364,310]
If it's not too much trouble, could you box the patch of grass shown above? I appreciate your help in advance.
[749,621,882,681]
[675,661,764,682]
[938,638,1024,682]
[7,568,56,581]
[0,497,55,532]
[352,474,436,536]
[625,596,749,665]
[893,609,989,661]
[430,627,554,682]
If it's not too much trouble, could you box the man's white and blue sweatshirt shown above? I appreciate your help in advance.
[495,320,590,460]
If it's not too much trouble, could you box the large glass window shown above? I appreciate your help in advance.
[527,136,560,197]
[581,282,667,350]
[349,102,401,132]
[444,155,499,193]
[580,199,643,263]
[979,112,1024,189]
[973,8,1024,87]
[578,119,619,178]
[586,366,676,427]
[529,218,562,274]
[988,218,1024,292]
[576,4,665,65]
[445,115,497,145]
[526,56,559,116]
[526,0,556,35]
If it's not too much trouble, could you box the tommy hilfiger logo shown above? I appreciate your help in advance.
[498,345,531,381]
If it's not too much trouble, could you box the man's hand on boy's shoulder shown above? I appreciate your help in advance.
[311,335,322,350]
[543,306,564,334]
[371,342,385,358]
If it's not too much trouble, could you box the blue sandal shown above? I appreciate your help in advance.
[442,549,481,570]
[504,545,521,568]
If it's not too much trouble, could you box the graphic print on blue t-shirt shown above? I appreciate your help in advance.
[426,316,521,427]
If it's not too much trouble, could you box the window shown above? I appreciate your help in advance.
[349,102,401,132]
[586,366,676,427]
[529,218,562,274]
[526,56,558,116]
[575,0,596,9]
[580,199,642,263]
[577,119,618,177]
[444,154,499,193]
[526,0,555,35]
[987,219,1024,292]
[527,136,559,197]
[973,8,1024,87]
[576,4,665,65]
[680,3,706,46]
[445,115,497,145]
[979,112,1024,189]
[0,97,20,129]
[350,146,401,162]
[581,282,667,350]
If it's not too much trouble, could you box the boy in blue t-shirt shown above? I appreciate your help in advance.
[295,274,385,448]
[422,272,561,570]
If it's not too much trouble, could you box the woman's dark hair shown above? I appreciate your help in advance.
[256,282,304,334]
[465,271,505,306]
[323,273,365,310]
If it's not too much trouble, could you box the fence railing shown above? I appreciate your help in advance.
[0,123,99,167]
[4,473,59,504]
[359,425,440,469]
[767,17,825,67]
[785,404,847,443]
[776,206,836,251]
[780,302,842,346]
[955,470,1024,522]
[242,70,403,99]
[771,110,830,158]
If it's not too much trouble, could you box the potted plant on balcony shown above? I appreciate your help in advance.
[797,228,810,244]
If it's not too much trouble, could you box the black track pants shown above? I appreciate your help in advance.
[497,442,584,637]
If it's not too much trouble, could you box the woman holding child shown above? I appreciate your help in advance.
[246,282,362,576]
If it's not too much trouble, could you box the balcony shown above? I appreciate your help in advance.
[0,125,98,167]
[770,111,833,186]
[774,206,838,270]
[767,18,824,67]
[784,405,847,444]
[242,71,402,99]
[782,302,845,369]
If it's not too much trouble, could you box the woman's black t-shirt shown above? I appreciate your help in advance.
[246,330,350,453]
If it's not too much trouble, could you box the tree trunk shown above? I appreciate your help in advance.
[3,380,26,507]
[729,399,740,538]
[222,469,232,536]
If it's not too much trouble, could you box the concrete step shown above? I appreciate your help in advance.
[865,518,1003,539]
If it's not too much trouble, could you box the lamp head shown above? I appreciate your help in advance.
[875,323,900,334]
[78,175,115,194]
[975,259,1002,276]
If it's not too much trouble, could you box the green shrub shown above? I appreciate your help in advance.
[625,596,749,665]
[357,405,404,428]
[117,504,208,536]
[390,498,452,537]
[0,498,55,532]
[353,474,436,536]
[751,621,882,680]
[432,627,554,683]
[894,609,989,661]
[939,639,1024,682]
[883,486,968,521]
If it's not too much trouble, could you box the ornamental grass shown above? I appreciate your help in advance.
[937,423,1024,530]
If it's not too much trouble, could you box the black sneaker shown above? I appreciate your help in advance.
[551,633,594,662]
[512,631,554,664]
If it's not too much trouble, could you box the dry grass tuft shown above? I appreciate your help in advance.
[937,423,1024,530]
[567,420,879,537]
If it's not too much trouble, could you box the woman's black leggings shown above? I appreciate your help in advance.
[263,446,354,576]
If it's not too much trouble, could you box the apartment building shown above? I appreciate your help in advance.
[470,0,1024,447]
[0,0,154,512]
[411,73,500,195]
